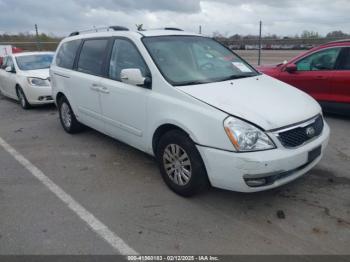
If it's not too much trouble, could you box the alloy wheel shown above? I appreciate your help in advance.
[61,102,72,128]
[18,90,26,107]
[163,144,192,186]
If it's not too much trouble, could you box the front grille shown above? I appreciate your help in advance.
[278,115,324,148]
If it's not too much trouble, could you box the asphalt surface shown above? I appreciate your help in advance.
[0,52,349,254]
[0,94,349,255]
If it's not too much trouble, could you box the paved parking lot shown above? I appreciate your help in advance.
[0,51,349,255]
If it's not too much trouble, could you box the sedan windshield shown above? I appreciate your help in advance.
[16,54,54,71]
[143,36,258,86]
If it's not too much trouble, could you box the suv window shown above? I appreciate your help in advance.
[77,39,108,76]
[336,47,350,70]
[296,48,341,71]
[56,40,81,69]
[109,39,148,81]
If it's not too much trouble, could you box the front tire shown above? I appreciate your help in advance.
[17,87,31,110]
[157,130,210,197]
[58,96,84,134]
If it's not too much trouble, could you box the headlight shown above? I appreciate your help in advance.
[27,77,50,87]
[224,116,275,152]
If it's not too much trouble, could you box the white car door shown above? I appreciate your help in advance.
[70,38,109,131]
[99,38,150,150]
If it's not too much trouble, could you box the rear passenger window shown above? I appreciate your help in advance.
[109,39,148,81]
[56,40,81,69]
[77,39,108,76]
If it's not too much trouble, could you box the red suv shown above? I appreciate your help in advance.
[258,40,350,115]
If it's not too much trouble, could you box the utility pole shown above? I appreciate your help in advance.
[35,24,41,51]
[199,25,202,34]
[258,21,262,66]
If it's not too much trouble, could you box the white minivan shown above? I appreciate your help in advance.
[50,26,330,196]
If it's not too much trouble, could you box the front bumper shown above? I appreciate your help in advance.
[23,85,54,105]
[197,122,330,192]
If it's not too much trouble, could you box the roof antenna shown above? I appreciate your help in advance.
[136,24,145,31]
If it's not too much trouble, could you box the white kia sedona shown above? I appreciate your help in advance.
[50,26,330,196]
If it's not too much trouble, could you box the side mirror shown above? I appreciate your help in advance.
[120,68,151,88]
[285,64,297,73]
[5,66,15,73]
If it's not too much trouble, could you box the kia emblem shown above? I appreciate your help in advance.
[306,126,316,138]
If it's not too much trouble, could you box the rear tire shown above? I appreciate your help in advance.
[157,130,210,197]
[58,96,84,134]
[17,86,31,110]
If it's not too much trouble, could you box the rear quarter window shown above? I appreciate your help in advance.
[56,40,82,69]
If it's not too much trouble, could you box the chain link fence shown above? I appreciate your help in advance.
[218,37,349,50]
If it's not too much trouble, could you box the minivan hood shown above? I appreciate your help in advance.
[178,74,321,130]
[19,68,50,79]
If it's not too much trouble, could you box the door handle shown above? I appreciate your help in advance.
[316,75,326,79]
[90,83,100,92]
[99,86,110,94]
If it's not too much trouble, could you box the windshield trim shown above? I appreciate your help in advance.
[141,35,259,86]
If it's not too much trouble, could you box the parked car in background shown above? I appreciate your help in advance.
[0,52,54,109]
[50,26,329,196]
[258,40,350,115]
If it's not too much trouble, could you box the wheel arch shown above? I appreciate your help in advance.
[15,83,21,95]
[152,123,193,156]
[56,92,66,104]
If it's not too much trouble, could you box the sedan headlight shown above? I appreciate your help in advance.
[27,77,50,87]
[224,116,275,152]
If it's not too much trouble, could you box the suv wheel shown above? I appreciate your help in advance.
[58,96,84,134]
[157,130,209,197]
[17,87,31,110]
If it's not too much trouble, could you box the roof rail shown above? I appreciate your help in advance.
[68,25,129,37]
[164,27,183,31]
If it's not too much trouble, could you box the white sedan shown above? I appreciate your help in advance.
[0,52,54,109]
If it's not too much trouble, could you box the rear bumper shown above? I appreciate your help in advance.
[197,122,330,192]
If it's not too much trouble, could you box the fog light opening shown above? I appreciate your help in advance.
[245,178,268,187]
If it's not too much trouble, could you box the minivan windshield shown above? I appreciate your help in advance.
[16,54,54,71]
[143,36,258,86]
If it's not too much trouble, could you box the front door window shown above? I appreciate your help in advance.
[296,48,341,71]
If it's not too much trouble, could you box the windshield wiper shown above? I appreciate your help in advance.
[218,74,257,82]
[174,74,258,86]
[175,80,211,86]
